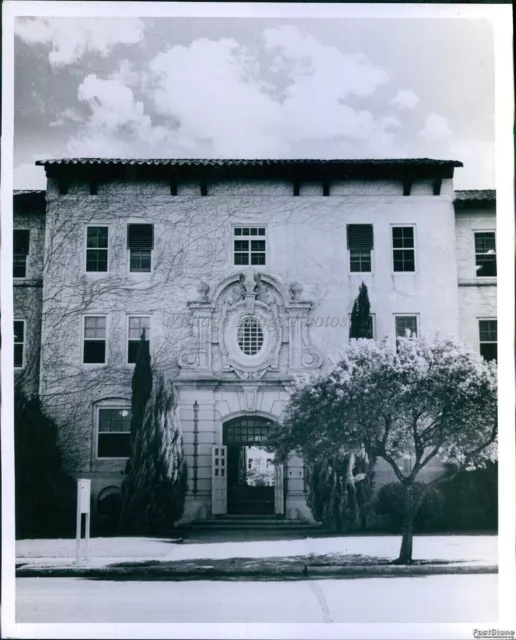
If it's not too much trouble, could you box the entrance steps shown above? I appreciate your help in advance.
[179,514,325,533]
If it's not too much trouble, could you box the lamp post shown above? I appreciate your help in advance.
[193,401,199,497]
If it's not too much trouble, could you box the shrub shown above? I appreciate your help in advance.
[306,453,374,532]
[375,482,445,531]
[15,389,75,538]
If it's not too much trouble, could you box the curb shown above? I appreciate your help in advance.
[16,563,498,580]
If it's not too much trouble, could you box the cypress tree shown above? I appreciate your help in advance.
[123,372,187,534]
[120,329,153,533]
[306,453,375,533]
[349,282,372,339]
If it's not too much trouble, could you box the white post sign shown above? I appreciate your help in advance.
[76,479,91,565]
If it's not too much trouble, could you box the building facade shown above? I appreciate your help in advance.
[13,159,497,527]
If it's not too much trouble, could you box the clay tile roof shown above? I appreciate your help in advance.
[454,189,496,202]
[35,157,464,168]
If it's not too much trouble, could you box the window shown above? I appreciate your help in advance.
[13,230,30,278]
[347,224,373,273]
[83,316,107,364]
[475,232,496,277]
[238,316,264,355]
[127,316,151,364]
[14,320,25,368]
[479,320,497,362]
[234,227,266,265]
[128,224,154,273]
[248,459,253,469]
[395,315,418,339]
[97,407,131,458]
[392,227,415,272]
[86,226,108,272]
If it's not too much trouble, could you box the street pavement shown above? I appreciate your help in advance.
[16,574,497,623]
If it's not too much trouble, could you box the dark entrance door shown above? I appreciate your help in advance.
[224,417,276,515]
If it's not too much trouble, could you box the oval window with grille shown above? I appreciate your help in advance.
[237,316,264,356]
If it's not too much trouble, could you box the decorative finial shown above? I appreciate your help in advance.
[289,281,303,301]
[197,281,210,302]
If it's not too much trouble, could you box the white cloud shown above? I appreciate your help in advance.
[15,17,144,67]
[50,107,84,128]
[390,90,419,110]
[419,113,453,142]
[145,27,392,157]
[448,140,495,189]
[67,74,170,156]
[14,163,47,189]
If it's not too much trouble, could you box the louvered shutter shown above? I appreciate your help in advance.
[14,230,30,255]
[347,224,373,250]
[127,224,154,250]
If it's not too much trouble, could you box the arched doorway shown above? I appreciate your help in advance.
[222,416,279,515]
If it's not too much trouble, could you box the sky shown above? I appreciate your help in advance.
[13,16,495,190]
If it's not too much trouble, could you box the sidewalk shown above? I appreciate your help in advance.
[16,533,497,579]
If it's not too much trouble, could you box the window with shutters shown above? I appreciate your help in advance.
[475,232,496,278]
[128,224,154,272]
[86,226,108,272]
[347,224,373,272]
[83,316,107,364]
[13,229,30,278]
[479,319,497,362]
[127,316,151,364]
[392,226,416,272]
[234,227,266,265]
[14,320,25,368]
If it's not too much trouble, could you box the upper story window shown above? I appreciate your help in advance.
[479,319,497,362]
[86,226,108,272]
[97,405,131,458]
[395,315,418,339]
[127,316,151,363]
[83,315,107,364]
[347,224,373,273]
[238,316,264,355]
[475,232,496,277]
[392,226,415,272]
[234,227,266,266]
[13,229,30,278]
[14,320,25,368]
[128,224,154,273]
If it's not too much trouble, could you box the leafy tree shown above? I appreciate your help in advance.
[272,336,497,563]
[292,282,376,533]
[121,371,187,535]
[120,330,153,533]
[349,282,372,339]
[14,388,75,538]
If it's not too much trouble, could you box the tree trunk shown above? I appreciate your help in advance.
[396,484,415,564]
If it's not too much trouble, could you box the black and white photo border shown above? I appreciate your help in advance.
[1,2,514,639]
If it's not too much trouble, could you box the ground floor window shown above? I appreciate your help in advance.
[97,405,131,458]
[479,319,497,362]
[14,319,25,368]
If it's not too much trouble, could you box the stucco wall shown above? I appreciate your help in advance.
[455,208,497,351]
[33,175,465,518]
[13,203,45,397]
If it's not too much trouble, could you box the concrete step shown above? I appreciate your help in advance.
[179,518,324,531]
